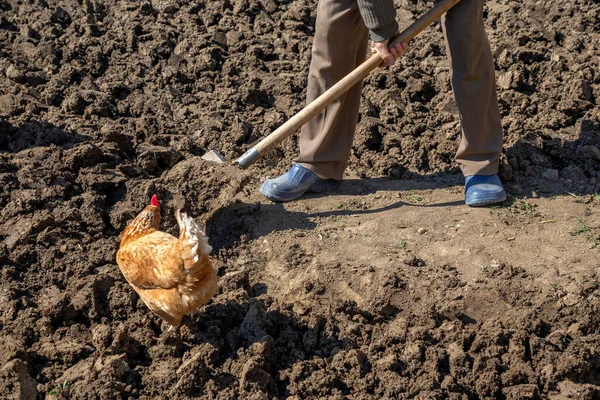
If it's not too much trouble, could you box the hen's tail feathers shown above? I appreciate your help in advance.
[175,210,212,268]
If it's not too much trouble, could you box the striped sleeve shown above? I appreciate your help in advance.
[357,0,399,42]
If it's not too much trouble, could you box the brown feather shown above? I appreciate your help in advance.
[116,203,217,327]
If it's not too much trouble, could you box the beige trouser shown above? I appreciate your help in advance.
[296,0,503,180]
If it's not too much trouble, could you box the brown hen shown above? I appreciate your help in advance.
[116,195,217,328]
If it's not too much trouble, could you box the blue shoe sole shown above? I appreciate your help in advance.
[259,179,339,202]
[465,194,507,207]
[465,197,506,207]
[259,185,302,202]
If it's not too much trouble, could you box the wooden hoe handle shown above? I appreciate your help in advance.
[236,0,462,169]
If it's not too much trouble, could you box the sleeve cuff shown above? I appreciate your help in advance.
[370,20,399,42]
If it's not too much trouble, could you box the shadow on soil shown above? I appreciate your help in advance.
[0,119,86,153]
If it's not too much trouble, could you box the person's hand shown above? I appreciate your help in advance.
[371,39,408,67]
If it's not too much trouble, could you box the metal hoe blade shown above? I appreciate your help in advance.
[201,149,226,164]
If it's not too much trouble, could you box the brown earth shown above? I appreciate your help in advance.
[1,0,600,398]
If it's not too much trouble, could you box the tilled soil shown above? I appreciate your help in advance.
[1,0,599,398]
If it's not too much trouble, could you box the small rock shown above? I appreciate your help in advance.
[497,71,514,90]
[417,227,427,235]
[212,31,228,48]
[6,65,25,82]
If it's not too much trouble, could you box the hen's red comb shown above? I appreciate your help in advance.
[151,194,160,207]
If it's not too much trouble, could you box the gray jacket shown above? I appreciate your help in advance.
[358,0,398,42]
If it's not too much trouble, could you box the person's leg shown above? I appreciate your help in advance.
[296,0,369,180]
[260,0,369,202]
[441,0,506,206]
